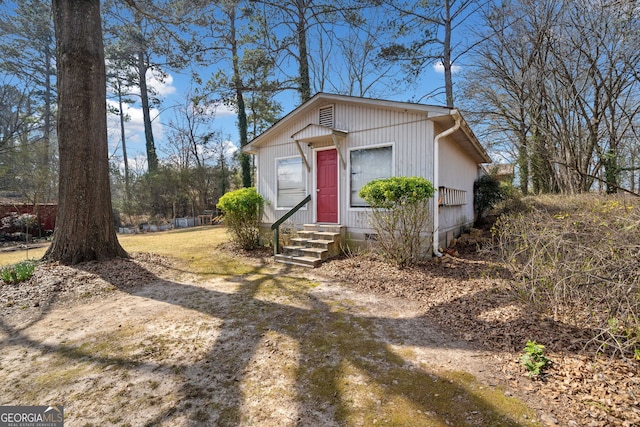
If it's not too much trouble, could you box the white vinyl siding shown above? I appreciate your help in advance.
[349,144,393,208]
[276,156,307,209]
[437,132,479,246]
[252,98,436,229]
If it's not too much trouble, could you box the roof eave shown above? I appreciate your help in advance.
[244,93,452,152]
[432,111,492,164]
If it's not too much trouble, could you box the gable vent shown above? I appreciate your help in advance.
[319,105,334,127]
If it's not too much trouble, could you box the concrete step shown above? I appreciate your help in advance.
[282,245,307,257]
[303,224,345,234]
[282,245,328,259]
[277,224,345,267]
[297,230,315,239]
[314,231,340,241]
[307,238,335,248]
[299,246,329,259]
[290,237,309,246]
[274,254,321,268]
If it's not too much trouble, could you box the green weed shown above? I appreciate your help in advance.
[0,260,36,284]
[520,340,551,378]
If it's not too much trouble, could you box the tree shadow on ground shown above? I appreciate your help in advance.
[319,252,597,355]
[1,257,541,426]
[106,260,537,425]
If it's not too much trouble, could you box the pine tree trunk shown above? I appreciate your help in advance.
[138,49,158,173]
[44,0,127,264]
[229,4,251,187]
[442,0,454,108]
[118,87,130,200]
[296,0,311,102]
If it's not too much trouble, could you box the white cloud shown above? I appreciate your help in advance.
[147,70,176,97]
[212,102,237,117]
[433,61,462,74]
[188,99,236,118]
[106,62,177,98]
[222,139,238,157]
[107,99,164,155]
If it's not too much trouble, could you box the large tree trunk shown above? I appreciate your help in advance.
[44,0,127,264]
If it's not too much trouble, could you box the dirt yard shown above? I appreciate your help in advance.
[0,239,638,426]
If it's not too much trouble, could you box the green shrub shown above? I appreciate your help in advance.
[474,174,504,221]
[359,176,435,267]
[359,176,435,209]
[0,260,36,284]
[216,188,264,250]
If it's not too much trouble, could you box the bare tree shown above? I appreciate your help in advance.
[258,0,371,101]
[463,0,640,195]
[379,0,486,107]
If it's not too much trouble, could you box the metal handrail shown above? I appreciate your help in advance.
[271,194,312,255]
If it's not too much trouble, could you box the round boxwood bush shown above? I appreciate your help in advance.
[217,187,264,249]
[359,176,435,208]
[359,176,435,266]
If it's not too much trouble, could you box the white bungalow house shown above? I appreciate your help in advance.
[242,93,491,267]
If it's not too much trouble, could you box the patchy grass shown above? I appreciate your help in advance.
[0,226,261,276]
[292,307,539,427]
[118,225,271,278]
[118,226,228,255]
[0,260,36,283]
[0,247,47,266]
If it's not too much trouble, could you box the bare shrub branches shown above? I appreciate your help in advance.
[367,199,432,267]
[491,194,640,359]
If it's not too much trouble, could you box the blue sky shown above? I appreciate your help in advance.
[107,62,456,173]
[101,1,474,173]
[0,0,478,173]
[106,69,240,173]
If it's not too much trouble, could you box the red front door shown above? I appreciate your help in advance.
[316,149,338,223]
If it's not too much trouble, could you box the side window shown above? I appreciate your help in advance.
[276,156,306,208]
[349,145,393,207]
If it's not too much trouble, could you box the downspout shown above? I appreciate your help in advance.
[433,109,461,257]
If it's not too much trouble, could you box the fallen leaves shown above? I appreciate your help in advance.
[315,249,640,426]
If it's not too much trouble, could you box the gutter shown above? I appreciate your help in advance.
[432,109,461,257]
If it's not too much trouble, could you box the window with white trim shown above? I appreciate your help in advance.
[277,156,306,208]
[350,145,393,207]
